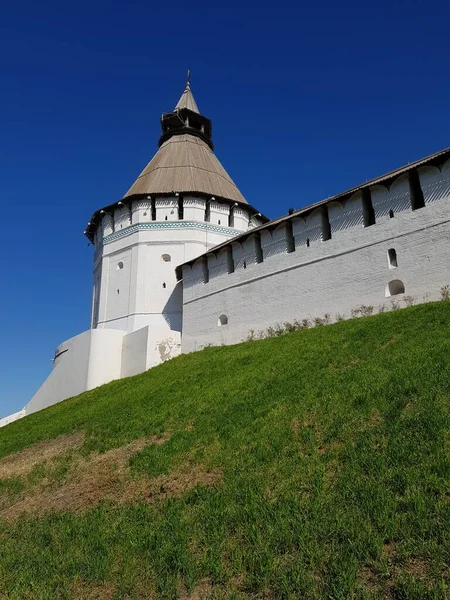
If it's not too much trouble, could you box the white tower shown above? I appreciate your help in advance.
[84,76,265,370]
[3,76,265,424]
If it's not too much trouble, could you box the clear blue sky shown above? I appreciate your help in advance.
[0,0,449,417]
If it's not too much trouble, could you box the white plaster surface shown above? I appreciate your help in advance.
[121,326,149,378]
[93,195,251,338]
[24,329,125,416]
[0,409,26,428]
[181,193,450,352]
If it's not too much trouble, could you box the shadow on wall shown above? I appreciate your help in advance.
[162,281,183,332]
[92,259,103,328]
[156,280,183,362]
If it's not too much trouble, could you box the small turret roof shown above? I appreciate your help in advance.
[174,72,200,113]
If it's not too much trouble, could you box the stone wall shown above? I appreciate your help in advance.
[181,158,450,352]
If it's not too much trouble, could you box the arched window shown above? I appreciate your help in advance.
[386,279,405,297]
[218,314,228,326]
[387,248,398,269]
[162,282,166,288]
[389,209,394,219]
[161,254,171,262]
[306,238,310,247]
[117,261,124,270]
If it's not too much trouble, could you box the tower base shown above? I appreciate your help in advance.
[0,326,181,427]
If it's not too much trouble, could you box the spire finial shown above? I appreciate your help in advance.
[186,69,191,90]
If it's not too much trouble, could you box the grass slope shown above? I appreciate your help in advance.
[0,303,449,599]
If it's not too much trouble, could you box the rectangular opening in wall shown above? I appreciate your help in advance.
[202,260,209,283]
[321,207,332,241]
[151,198,156,221]
[388,248,398,269]
[178,196,184,220]
[226,248,235,273]
[362,189,376,226]
[409,169,425,210]
[255,234,263,263]
[286,222,295,253]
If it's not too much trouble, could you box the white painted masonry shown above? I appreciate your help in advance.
[25,329,125,416]
[180,155,450,352]
[0,410,26,428]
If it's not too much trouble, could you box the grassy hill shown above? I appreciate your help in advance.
[0,303,449,599]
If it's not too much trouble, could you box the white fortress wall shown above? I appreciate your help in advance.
[180,159,450,352]
[232,206,250,230]
[0,410,27,428]
[120,324,178,377]
[24,328,125,416]
[121,326,149,378]
[419,161,450,203]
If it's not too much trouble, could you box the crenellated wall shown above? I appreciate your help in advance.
[94,196,256,238]
[208,200,230,226]
[418,160,450,204]
[180,157,450,352]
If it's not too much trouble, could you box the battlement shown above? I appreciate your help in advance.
[180,152,450,287]
[90,196,264,249]
[179,151,450,352]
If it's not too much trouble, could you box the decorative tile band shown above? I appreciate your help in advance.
[103,221,243,244]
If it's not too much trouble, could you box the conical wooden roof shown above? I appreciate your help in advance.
[123,81,246,203]
[123,115,247,203]
[84,81,267,241]
[174,82,200,113]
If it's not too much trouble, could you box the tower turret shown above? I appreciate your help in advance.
[84,76,266,371]
[159,74,213,149]
[7,75,267,426]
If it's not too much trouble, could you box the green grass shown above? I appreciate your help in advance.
[0,302,449,599]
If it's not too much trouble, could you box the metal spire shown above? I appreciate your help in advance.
[186,69,191,90]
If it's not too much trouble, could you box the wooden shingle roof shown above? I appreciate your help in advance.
[174,84,200,114]
[123,133,247,204]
